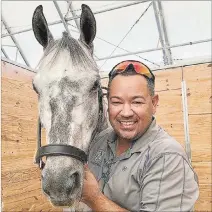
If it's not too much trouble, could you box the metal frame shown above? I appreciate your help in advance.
[2,1,150,38]
[1,0,211,69]
[97,38,212,61]
[153,0,173,65]
[2,15,30,67]
[65,1,99,60]
[1,47,9,59]
[53,0,71,37]
[67,1,80,29]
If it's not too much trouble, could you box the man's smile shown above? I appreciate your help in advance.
[118,120,137,129]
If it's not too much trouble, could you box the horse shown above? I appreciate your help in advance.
[32,4,108,209]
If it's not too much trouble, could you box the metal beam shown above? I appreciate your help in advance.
[2,0,151,38]
[1,47,9,59]
[181,80,191,162]
[66,1,99,60]
[2,16,30,67]
[157,0,173,64]
[96,38,212,61]
[153,0,172,65]
[153,1,167,64]
[53,0,71,37]
[67,1,80,29]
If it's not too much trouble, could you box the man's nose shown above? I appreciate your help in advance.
[120,103,134,117]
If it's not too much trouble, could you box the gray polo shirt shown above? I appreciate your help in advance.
[88,118,199,211]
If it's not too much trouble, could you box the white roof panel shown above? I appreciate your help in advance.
[162,1,211,45]
[1,1,211,71]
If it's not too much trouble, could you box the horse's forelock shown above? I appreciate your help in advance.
[37,32,98,73]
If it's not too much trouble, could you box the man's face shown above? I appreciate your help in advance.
[108,74,158,141]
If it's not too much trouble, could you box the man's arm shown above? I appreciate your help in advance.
[139,153,199,211]
[81,165,129,212]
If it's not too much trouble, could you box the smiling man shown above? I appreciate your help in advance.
[81,60,199,211]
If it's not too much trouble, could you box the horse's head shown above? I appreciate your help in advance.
[32,4,105,206]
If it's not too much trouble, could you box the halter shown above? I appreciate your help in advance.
[35,87,104,169]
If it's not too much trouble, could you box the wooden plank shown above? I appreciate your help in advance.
[1,77,37,98]
[192,162,211,185]
[155,89,184,146]
[156,88,183,115]
[2,91,38,118]
[1,61,35,82]
[183,63,211,114]
[194,184,212,212]
[156,114,185,147]
[154,67,182,91]
[189,114,212,162]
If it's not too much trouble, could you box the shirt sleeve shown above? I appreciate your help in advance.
[139,153,199,212]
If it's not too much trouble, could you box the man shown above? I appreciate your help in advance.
[81,60,199,211]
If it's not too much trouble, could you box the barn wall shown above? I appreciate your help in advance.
[1,61,211,211]
[1,61,62,211]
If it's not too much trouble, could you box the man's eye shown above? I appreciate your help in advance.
[132,101,142,105]
[112,101,122,105]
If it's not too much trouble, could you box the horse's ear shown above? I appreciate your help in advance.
[79,4,96,53]
[32,5,54,49]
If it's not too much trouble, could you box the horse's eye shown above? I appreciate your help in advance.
[91,80,99,91]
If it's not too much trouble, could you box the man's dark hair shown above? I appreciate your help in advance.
[107,65,155,97]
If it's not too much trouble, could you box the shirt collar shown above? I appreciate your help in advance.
[131,117,159,153]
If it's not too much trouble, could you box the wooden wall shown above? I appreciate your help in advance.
[1,61,211,211]
[1,61,62,211]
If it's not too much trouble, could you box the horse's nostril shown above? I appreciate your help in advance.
[67,172,80,195]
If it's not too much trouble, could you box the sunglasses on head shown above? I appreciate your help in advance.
[109,60,155,82]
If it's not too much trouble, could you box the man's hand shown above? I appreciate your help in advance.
[81,165,129,211]
[81,164,102,206]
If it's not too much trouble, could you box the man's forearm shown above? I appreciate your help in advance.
[86,193,129,212]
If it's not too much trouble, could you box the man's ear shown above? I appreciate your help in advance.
[152,94,159,114]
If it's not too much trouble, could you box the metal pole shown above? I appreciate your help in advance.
[2,16,31,67]
[1,47,9,59]
[66,1,99,59]
[153,0,168,65]
[157,0,173,64]
[65,0,151,22]
[53,0,71,37]
[2,1,151,38]
[96,38,212,61]
[181,80,192,162]
[67,1,80,29]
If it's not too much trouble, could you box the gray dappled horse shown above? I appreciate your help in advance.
[32,4,107,209]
